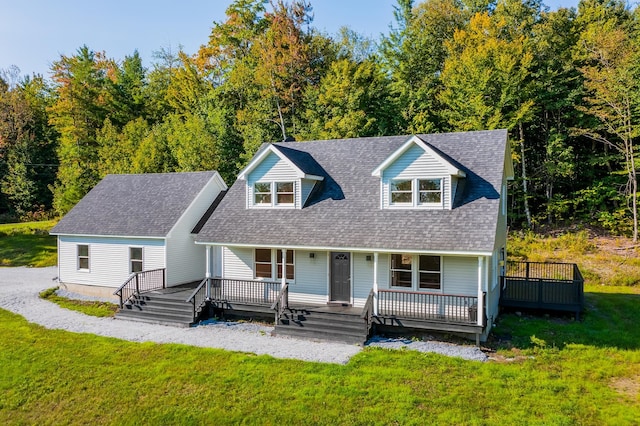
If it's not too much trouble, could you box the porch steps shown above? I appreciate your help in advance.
[275,308,370,345]
[115,292,195,327]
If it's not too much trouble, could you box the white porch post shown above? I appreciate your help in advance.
[373,252,379,316]
[205,245,212,299]
[281,249,287,289]
[477,256,484,326]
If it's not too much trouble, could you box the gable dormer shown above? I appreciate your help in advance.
[372,135,466,210]
[238,144,324,209]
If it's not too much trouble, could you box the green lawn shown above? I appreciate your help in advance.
[1,228,639,423]
[0,220,57,267]
[39,287,118,317]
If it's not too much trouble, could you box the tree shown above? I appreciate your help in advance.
[573,1,640,241]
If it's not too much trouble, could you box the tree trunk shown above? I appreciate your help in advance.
[519,123,532,228]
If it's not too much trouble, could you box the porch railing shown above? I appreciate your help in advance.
[501,261,584,316]
[377,289,482,325]
[270,283,289,322]
[210,278,281,306]
[113,268,166,308]
[361,289,375,334]
[185,278,208,321]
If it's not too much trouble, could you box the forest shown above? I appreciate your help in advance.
[0,0,639,239]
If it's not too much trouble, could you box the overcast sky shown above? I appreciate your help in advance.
[1,0,580,78]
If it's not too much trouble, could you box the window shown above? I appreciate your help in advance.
[254,182,272,205]
[390,254,442,290]
[276,182,294,205]
[418,255,441,290]
[77,245,89,270]
[130,247,143,273]
[277,250,295,280]
[255,249,295,280]
[390,180,413,204]
[255,248,272,278]
[390,254,412,287]
[418,179,442,204]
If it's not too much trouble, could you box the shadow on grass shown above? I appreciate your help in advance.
[0,233,57,267]
[490,291,640,351]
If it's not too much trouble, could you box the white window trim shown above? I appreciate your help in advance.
[251,181,296,208]
[253,248,295,283]
[129,246,144,274]
[388,177,444,209]
[389,253,443,292]
[77,244,90,272]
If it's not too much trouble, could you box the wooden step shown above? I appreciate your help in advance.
[274,308,370,345]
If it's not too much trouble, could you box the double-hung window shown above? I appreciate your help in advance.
[389,178,443,207]
[130,247,143,273]
[254,249,295,280]
[390,254,441,290]
[253,182,294,206]
[77,245,90,270]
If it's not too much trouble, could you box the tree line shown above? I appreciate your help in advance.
[0,0,639,239]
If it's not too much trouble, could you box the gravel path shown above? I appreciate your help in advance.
[0,266,487,363]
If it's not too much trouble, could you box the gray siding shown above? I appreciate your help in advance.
[352,252,374,307]
[442,256,477,296]
[301,179,316,206]
[223,247,253,279]
[58,236,165,289]
[289,250,328,304]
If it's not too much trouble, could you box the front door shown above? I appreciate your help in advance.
[330,252,351,303]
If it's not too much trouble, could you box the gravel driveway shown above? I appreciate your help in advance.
[0,266,487,363]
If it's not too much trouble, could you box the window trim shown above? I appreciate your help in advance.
[77,244,90,271]
[418,255,442,290]
[252,181,296,208]
[129,246,143,274]
[389,253,442,292]
[253,248,295,282]
[388,177,444,208]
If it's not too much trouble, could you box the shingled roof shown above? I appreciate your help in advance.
[195,130,509,253]
[51,171,217,238]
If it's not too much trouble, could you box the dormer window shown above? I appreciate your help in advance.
[253,181,295,207]
[418,179,442,204]
[390,178,443,207]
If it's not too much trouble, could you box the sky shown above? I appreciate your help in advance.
[1,0,580,79]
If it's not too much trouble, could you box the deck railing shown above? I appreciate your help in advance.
[113,268,166,308]
[361,289,375,334]
[185,278,209,321]
[210,278,281,306]
[377,289,482,324]
[501,261,584,316]
[270,283,289,322]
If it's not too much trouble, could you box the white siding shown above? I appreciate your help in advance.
[166,175,225,285]
[301,179,316,206]
[289,250,328,304]
[58,236,165,289]
[442,256,477,296]
[352,253,374,307]
[382,176,451,209]
[247,152,302,209]
[222,246,253,279]
[376,253,391,289]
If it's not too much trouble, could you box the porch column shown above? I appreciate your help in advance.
[281,249,287,289]
[205,245,212,300]
[477,256,484,326]
[373,252,379,316]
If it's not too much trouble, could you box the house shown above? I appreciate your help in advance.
[50,171,227,300]
[194,129,513,342]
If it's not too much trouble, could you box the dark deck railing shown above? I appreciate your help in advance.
[377,289,483,325]
[361,289,375,334]
[270,283,289,322]
[501,261,584,316]
[210,278,282,306]
[113,268,166,308]
[185,278,209,321]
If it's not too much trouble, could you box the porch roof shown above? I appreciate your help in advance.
[195,130,507,252]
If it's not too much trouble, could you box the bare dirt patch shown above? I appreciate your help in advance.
[611,376,640,400]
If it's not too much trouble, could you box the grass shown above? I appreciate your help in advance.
[1,227,639,423]
[39,287,118,317]
[0,220,57,267]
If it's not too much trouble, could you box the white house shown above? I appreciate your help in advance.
[50,171,227,300]
[194,130,513,342]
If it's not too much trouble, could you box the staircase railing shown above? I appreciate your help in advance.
[185,278,208,322]
[270,284,289,323]
[361,289,375,336]
[113,268,166,308]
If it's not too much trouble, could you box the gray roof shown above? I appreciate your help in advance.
[51,171,216,238]
[196,129,508,252]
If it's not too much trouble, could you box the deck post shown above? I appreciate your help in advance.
[281,249,287,289]
[477,256,484,326]
[205,245,212,300]
[373,252,379,316]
